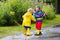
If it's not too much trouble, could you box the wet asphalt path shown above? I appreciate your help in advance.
[0,27,60,40]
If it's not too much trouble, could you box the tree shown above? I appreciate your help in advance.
[56,0,60,14]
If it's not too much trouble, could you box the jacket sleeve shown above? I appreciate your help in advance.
[33,13,40,18]
[38,11,46,17]
[31,15,36,21]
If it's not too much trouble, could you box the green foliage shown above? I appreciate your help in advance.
[0,0,6,1]
[42,4,56,19]
[0,0,34,26]
[0,0,56,26]
[44,0,55,6]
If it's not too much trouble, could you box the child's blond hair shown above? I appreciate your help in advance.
[27,8,34,12]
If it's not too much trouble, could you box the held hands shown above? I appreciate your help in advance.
[45,14,48,16]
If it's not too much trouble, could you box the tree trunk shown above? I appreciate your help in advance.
[56,0,60,14]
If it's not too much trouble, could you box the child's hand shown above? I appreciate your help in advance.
[46,14,48,16]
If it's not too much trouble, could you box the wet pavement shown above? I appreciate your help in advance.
[0,27,60,40]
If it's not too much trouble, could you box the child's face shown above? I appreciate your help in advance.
[35,7,40,12]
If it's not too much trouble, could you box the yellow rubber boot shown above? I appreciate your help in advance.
[35,30,41,36]
[36,30,40,34]
[26,28,30,36]
[24,29,27,35]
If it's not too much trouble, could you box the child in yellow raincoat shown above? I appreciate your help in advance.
[22,8,36,36]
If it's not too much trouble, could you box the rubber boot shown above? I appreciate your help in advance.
[26,28,30,36]
[35,30,42,36]
[24,29,27,35]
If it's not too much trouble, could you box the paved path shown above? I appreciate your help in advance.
[0,27,60,40]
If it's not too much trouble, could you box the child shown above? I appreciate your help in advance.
[33,6,46,36]
[22,8,36,36]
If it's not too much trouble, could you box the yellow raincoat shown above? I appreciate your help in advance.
[22,12,36,27]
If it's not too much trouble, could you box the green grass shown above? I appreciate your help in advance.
[0,15,60,38]
[42,14,60,27]
[0,26,22,38]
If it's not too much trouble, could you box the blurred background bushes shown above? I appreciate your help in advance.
[0,0,55,26]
